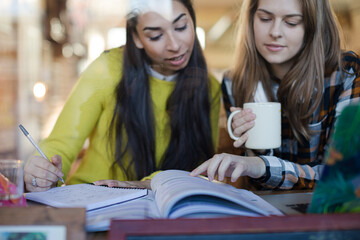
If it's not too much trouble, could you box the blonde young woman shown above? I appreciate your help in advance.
[191,0,360,189]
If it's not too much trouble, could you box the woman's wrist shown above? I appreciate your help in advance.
[252,156,269,182]
[247,156,266,179]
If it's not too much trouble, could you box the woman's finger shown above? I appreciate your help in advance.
[206,154,226,181]
[229,107,241,113]
[231,164,246,182]
[93,180,121,187]
[25,156,63,182]
[233,119,255,136]
[190,160,211,177]
[24,174,53,192]
[233,132,249,148]
[51,155,64,178]
[217,155,233,181]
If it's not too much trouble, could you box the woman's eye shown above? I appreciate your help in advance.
[285,17,302,27]
[285,21,300,27]
[175,24,187,31]
[260,17,271,22]
[150,34,162,41]
[286,22,297,27]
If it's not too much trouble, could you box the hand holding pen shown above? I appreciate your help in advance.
[19,125,65,191]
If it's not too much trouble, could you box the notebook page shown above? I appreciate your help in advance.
[25,183,147,211]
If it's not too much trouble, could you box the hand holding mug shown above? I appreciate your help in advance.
[227,102,281,150]
[227,107,256,148]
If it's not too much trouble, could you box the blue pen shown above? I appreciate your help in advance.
[19,124,65,184]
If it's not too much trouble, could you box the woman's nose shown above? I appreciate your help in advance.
[270,20,282,39]
[166,33,180,52]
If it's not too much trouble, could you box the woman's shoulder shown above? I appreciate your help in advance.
[220,70,232,93]
[341,51,360,74]
[220,70,232,84]
[208,73,220,87]
[325,51,360,91]
[96,47,124,75]
[101,47,124,62]
[79,47,124,86]
[208,73,221,99]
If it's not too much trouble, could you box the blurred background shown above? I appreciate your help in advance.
[0,0,359,161]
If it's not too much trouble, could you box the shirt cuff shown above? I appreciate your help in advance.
[141,171,162,181]
[253,156,283,187]
[252,156,270,182]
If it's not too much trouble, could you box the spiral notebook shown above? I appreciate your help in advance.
[25,183,148,211]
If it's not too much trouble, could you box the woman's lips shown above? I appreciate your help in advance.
[265,44,285,52]
[167,53,186,66]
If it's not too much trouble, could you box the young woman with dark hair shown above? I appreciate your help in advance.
[24,0,221,191]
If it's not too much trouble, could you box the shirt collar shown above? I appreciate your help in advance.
[146,64,178,82]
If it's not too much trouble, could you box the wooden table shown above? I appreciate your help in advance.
[3,190,359,240]
[108,213,360,240]
[0,206,86,240]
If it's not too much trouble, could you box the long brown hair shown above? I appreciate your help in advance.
[231,0,342,142]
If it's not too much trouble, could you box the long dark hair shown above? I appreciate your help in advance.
[110,0,215,180]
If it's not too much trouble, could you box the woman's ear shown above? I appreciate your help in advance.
[132,32,144,49]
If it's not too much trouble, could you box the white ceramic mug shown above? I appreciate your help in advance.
[227,102,281,149]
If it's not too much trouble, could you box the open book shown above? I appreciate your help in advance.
[87,170,282,232]
[25,183,148,211]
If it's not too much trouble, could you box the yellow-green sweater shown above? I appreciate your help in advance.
[39,47,221,185]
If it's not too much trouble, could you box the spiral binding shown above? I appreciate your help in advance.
[86,182,146,190]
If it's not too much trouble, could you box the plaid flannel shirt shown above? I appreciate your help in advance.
[222,51,360,190]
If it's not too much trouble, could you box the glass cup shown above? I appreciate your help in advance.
[0,159,26,207]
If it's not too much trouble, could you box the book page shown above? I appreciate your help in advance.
[151,170,282,218]
[25,184,147,211]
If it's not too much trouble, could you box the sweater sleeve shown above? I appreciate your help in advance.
[39,50,120,180]
[209,74,221,152]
